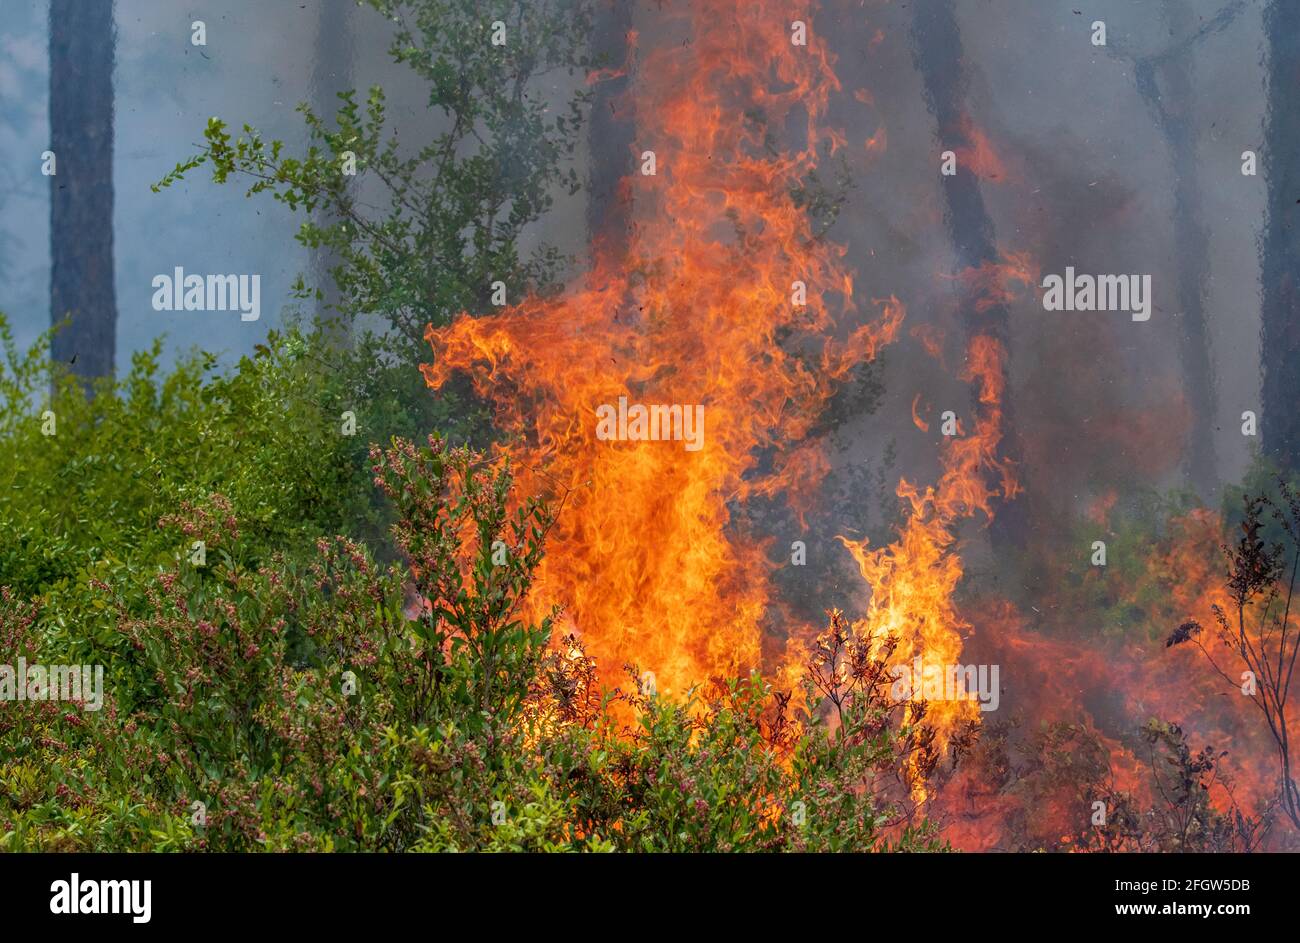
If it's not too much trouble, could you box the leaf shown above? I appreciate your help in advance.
[1166,620,1201,648]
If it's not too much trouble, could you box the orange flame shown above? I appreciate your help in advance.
[839,330,1020,797]
[423,5,1027,800]
[955,113,1009,182]
[911,393,930,433]
[423,1,900,699]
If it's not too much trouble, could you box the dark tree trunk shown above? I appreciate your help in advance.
[1261,0,1300,471]
[586,0,636,263]
[1133,0,1217,495]
[311,0,354,337]
[910,0,1027,544]
[49,0,117,388]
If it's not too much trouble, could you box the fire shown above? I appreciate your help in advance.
[910,323,946,367]
[423,0,903,699]
[839,330,1020,797]
[422,1,1022,779]
[911,393,930,433]
[1086,489,1119,528]
[416,1,1293,847]
[937,505,1300,850]
[945,250,1036,316]
[955,114,1009,183]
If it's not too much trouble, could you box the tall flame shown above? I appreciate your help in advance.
[839,329,1019,792]
[420,0,1027,781]
[422,0,1300,849]
[423,0,907,699]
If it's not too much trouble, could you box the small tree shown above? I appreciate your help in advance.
[1169,479,1300,831]
[154,0,595,359]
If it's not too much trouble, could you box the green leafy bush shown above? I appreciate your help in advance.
[1,418,944,851]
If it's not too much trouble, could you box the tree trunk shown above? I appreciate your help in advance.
[586,0,636,263]
[311,0,354,338]
[1261,0,1300,471]
[49,0,117,389]
[910,0,1026,544]
[1134,0,1217,495]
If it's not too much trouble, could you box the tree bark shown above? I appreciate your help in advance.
[1133,0,1217,495]
[586,0,636,263]
[1261,0,1300,471]
[49,0,117,389]
[910,0,1027,544]
[311,0,354,338]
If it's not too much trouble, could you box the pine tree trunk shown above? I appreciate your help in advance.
[586,0,636,263]
[311,0,354,339]
[1134,0,1217,495]
[49,0,117,389]
[911,0,1026,544]
[1261,0,1300,471]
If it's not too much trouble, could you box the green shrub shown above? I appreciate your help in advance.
[1,427,944,851]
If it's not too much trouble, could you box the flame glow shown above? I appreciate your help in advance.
[419,0,1290,849]
[423,0,904,699]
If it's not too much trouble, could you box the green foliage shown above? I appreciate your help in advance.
[149,0,600,468]
[546,674,945,852]
[155,0,594,358]
[1007,453,1300,654]
[370,436,555,726]
[1220,450,1300,549]
[0,314,445,598]
[1,413,944,851]
[1013,485,1203,644]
